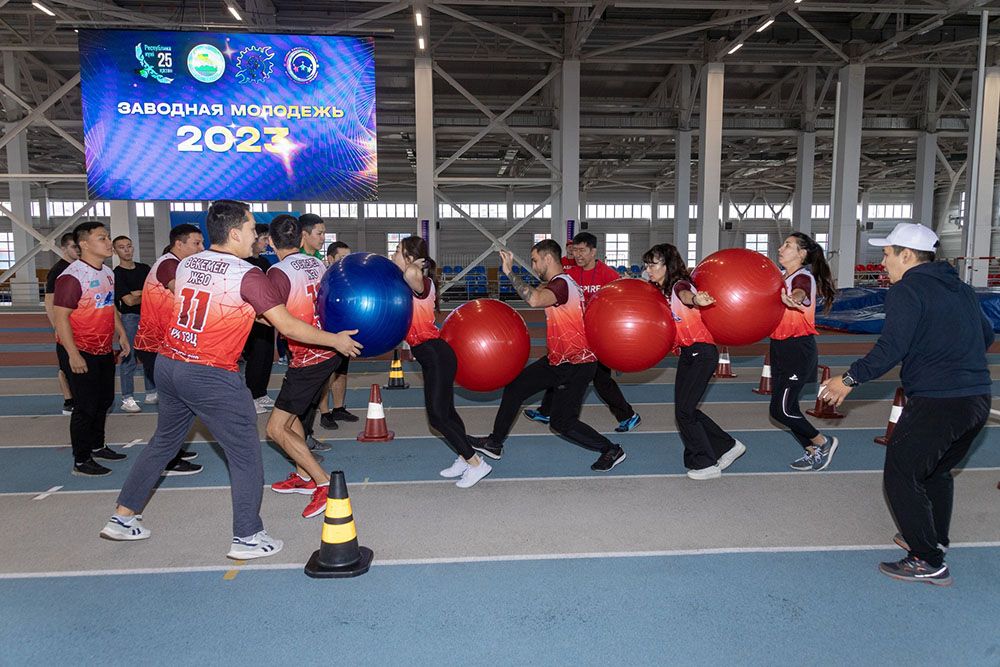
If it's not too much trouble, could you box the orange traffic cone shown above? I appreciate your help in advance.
[304,471,373,579]
[714,347,737,378]
[806,365,845,419]
[357,384,394,442]
[752,354,772,395]
[384,349,409,390]
[874,387,906,445]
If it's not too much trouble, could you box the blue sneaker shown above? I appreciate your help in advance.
[789,450,818,471]
[614,413,641,433]
[811,436,838,471]
[523,409,550,424]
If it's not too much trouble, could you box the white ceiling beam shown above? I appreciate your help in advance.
[430,3,563,59]
[583,10,769,59]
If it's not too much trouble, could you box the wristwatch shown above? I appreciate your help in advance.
[841,372,858,387]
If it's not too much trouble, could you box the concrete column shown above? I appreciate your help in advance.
[109,201,139,262]
[913,71,938,226]
[962,66,1000,286]
[675,66,693,261]
[153,201,170,256]
[696,62,724,260]
[415,52,437,259]
[829,64,865,288]
[793,133,816,235]
[559,59,581,247]
[550,128,563,243]
[3,51,36,305]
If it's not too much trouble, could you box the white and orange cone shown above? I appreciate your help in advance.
[714,347,737,378]
[752,354,772,395]
[806,365,845,419]
[874,387,906,445]
[357,384,394,442]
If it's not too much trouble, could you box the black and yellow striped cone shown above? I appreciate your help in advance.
[304,471,373,579]
[384,349,409,389]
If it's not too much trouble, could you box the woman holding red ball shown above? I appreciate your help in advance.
[644,243,745,480]
[770,232,839,471]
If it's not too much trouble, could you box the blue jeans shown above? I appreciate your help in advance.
[118,312,155,399]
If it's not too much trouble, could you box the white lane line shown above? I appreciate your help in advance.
[2,541,998,580]
[3,467,1000,498]
[31,485,61,500]
[121,438,143,449]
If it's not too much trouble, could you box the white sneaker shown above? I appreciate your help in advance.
[257,395,275,408]
[120,397,142,413]
[254,397,270,414]
[227,530,283,560]
[100,516,151,541]
[687,464,722,480]
[718,440,747,470]
[144,392,158,404]
[456,461,492,488]
[440,457,470,478]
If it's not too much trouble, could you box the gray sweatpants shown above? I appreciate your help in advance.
[116,355,264,538]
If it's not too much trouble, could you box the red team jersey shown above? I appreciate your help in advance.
[133,253,179,353]
[566,260,620,307]
[543,273,597,365]
[771,267,818,340]
[53,260,116,355]
[160,250,282,371]
[669,280,715,350]
[267,254,337,368]
[405,277,440,347]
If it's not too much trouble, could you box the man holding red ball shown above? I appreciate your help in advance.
[523,232,641,433]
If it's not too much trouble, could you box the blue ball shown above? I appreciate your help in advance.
[317,252,413,358]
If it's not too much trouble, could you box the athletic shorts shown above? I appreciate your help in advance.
[274,356,342,415]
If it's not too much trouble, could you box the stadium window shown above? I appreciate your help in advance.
[249,203,267,213]
[811,204,830,219]
[135,202,154,217]
[687,233,697,267]
[658,204,674,218]
[745,233,769,255]
[533,233,551,244]
[605,233,629,266]
[814,233,828,253]
[324,232,338,248]
[386,232,411,257]
[0,232,14,269]
[169,202,204,212]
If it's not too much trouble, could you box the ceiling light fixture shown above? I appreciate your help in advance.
[756,18,775,32]
[32,2,55,17]
[228,5,242,20]
[727,42,744,55]
[418,37,426,50]
[415,11,423,27]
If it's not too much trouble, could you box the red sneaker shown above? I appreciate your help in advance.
[270,473,316,495]
[302,485,329,518]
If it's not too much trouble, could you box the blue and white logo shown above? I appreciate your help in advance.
[187,44,226,83]
[284,47,318,84]
[235,46,274,84]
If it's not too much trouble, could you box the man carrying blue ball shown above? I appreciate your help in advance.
[469,239,627,472]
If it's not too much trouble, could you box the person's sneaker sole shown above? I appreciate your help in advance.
[99,523,150,541]
[718,441,747,470]
[878,563,953,587]
[686,465,722,480]
[471,445,501,460]
[72,466,111,477]
[161,465,203,476]
[227,542,283,560]
[593,451,627,472]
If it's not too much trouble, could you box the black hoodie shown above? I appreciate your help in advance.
[848,261,994,398]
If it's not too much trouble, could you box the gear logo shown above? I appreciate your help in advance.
[284,47,319,84]
[235,45,274,84]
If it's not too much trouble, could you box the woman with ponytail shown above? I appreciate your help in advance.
[391,236,492,488]
[771,232,839,471]
[644,243,745,479]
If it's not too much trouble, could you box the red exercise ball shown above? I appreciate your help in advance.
[690,248,785,346]
[584,279,675,373]
[440,299,531,392]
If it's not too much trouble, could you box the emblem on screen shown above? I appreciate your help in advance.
[284,47,318,84]
[187,44,226,83]
[134,43,174,84]
[235,45,274,84]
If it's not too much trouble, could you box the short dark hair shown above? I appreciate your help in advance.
[327,241,350,257]
[112,235,131,246]
[206,200,250,246]
[890,244,936,264]
[169,223,202,247]
[571,232,597,249]
[298,213,324,234]
[73,221,105,245]
[59,232,76,248]
[254,223,270,237]
[268,214,302,250]
[532,238,562,263]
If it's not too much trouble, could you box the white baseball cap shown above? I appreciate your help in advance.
[867,222,939,252]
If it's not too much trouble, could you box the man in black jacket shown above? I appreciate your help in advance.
[821,223,993,587]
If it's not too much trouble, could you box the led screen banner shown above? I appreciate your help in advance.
[80,30,377,201]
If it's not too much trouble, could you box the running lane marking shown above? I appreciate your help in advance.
[122,439,143,448]
[31,486,61,500]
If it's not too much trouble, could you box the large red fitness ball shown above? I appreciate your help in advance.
[584,279,675,373]
[440,299,531,392]
[690,248,785,346]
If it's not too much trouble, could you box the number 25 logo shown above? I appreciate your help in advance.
[176,287,211,332]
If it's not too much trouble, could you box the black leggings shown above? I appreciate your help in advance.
[412,338,474,459]
[538,361,634,422]
[675,343,735,469]
[769,335,820,449]
[57,345,114,463]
